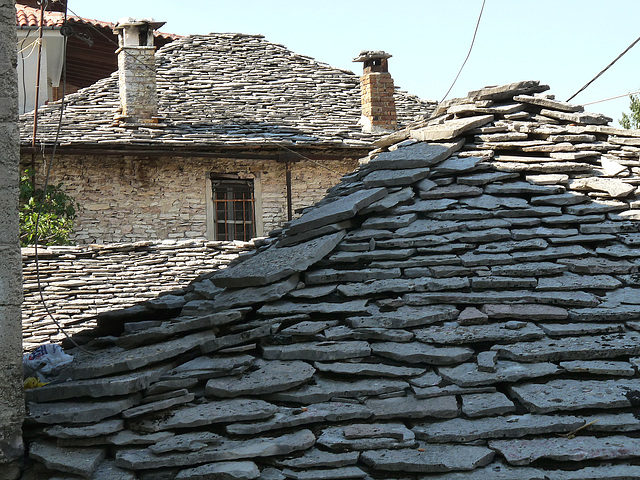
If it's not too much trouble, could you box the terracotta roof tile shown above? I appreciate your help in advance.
[16,3,64,27]
[15,3,178,40]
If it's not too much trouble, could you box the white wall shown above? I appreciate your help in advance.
[16,27,64,114]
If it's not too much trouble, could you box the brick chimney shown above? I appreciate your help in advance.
[353,50,397,133]
[113,18,165,124]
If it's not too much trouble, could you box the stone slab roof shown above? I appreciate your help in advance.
[19,33,435,151]
[22,80,640,479]
[22,240,255,353]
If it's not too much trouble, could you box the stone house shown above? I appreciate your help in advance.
[15,2,176,113]
[21,80,640,478]
[20,19,434,244]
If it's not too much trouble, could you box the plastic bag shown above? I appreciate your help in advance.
[23,343,73,381]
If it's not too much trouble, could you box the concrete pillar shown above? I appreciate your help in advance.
[0,0,25,477]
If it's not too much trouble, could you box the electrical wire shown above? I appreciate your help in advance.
[581,89,640,107]
[28,1,354,353]
[30,2,95,355]
[440,0,486,103]
[567,34,640,102]
[18,38,40,57]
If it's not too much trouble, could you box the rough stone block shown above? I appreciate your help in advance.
[261,341,370,362]
[205,359,315,397]
[368,141,463,169]
[225,402,372,435]
[415,322,544,345]
[360,444,494,472]
[29,441,106,477]
[176,461,260,480]
[280,466,366,480]
[285,188,386,234]
[510,378,640,414]
[364,394,458,420]
[410,115,494,142]
[67,330,219,380]
[362,167,431,188]
[132,398,278,432]
[27,396,140,425]
[439,361,559,387]
[45,420,125,439]
[494,332,640,363]
[317,423,415,450]
[490,435,640,465]
[115,430,316,470]
[212,274,299,310]
[212,231,346,288]
[265,377,407,404]
[461,392,515,417]
[26,365,166,402]
[372,341,473,366]
[275,449,359,468]
[413,414,583,443]
[314,362,424,378]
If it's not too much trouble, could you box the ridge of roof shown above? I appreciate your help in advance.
[22,79,640,478]
[19,32,435,150]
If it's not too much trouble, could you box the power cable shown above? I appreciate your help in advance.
[29,2,354,353]
[30,1,95,355]
[581,89,640,107]
[18,38,40,57]
[440,0,486,103]
[567,34,640,102]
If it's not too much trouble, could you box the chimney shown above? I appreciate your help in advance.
[353,50,397,133]
[113,18,165,124]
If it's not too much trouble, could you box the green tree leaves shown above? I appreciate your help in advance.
[19,170,77,246]
[620,93,640,129]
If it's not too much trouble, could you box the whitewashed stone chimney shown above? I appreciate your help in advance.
[353,50,397,134]
[113,18,165,124]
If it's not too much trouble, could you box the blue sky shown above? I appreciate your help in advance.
[71,0,640,126]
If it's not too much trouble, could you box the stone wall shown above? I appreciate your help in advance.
[0,0,24,476]
[22,153,357,244]
[21,239,256,352]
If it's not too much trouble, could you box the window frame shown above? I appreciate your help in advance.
[205,173,262,241]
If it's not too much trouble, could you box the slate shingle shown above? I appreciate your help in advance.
[21,79,640,478]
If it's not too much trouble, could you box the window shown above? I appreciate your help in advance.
[210,176,255,242]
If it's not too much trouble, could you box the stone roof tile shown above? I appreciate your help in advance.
[20,33,434,150]
[21,80,640,478]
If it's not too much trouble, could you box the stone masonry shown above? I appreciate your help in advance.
[114,19,163,124]
[0,0,24,477]
[19,32,434,244]
[22,154,357,244]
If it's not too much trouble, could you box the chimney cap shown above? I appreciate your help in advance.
[353,50,392,63]
[114,17,166,32]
